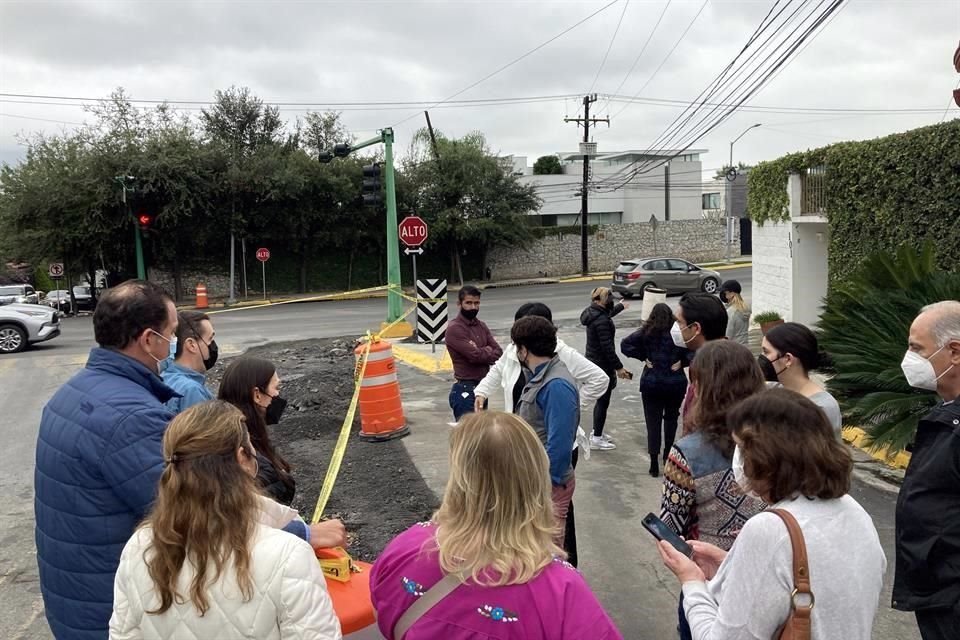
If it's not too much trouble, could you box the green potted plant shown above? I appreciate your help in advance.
[753,310,785,335]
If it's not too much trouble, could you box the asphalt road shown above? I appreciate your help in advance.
[0,267,919,639]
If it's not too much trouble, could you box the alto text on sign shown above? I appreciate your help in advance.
[256,248,271,262]
[398,216,428,248]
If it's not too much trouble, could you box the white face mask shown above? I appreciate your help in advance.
[147,329,177,374]
[732,445,761,499]
[671,321,696,348]
[901,346,952,391]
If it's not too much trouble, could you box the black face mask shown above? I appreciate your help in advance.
[461,308,479,320]
[757,354,781,383]
[263,393,288,425]
[202,339,219,371]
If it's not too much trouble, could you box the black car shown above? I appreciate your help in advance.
[45,286,96,315]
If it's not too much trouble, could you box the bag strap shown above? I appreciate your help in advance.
[769,509,814,633]
[393,573,462,639]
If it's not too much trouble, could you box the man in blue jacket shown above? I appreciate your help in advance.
[34,279,179,640]
[163,310,217,414]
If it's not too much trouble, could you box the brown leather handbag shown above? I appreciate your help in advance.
[769,509,814,640]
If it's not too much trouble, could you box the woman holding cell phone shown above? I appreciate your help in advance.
[659,340,767,640]
[657,389,886,640]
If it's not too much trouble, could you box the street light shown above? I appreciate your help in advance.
[729,123,762,169]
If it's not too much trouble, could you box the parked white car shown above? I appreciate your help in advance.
[0,303,61,354]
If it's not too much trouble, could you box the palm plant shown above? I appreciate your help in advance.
[819,242,960,453]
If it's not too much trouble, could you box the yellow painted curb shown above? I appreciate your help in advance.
[711,262,752,271]
[842,426,912,470]
[392,344,453,374]
[560,274,614,283]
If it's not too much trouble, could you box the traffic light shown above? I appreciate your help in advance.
[333,143,352,158]
[362,164,382,206]
[318,150,334,164]
[137,212,154,231]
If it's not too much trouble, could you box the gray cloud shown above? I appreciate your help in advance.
[1,0,958,173]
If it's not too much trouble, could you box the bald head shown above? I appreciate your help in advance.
[909,300,960,401]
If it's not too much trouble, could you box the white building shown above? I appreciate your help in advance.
[508,150,706,225]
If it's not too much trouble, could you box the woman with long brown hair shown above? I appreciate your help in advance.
[218,357,295,504]
[109,401,341,639]
[659,340,767,640]
[370,411,622,639]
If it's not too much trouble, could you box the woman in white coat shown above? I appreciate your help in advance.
[474,302,609,566]
[110,401,341,640]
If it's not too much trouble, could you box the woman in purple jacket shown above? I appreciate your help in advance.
[370,411,622,640]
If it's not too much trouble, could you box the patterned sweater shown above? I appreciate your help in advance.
[660,431,766,550]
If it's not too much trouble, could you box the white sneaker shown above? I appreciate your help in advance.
[590,435,617,451]
[600,433,615,444]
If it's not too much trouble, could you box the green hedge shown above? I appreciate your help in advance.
[747,120,960,278]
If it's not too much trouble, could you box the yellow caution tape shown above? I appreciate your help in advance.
[207,284,392,315]
[310,303,419,523]
[311,335,371,523]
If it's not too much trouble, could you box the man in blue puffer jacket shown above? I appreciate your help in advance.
[34,280,180,640]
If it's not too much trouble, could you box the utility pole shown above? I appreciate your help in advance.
[564,94,608,276]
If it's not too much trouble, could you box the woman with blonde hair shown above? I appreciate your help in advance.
[580,286,631,450]
[719,280,750,345]
[109,401,341,640]
[370,411,622,639]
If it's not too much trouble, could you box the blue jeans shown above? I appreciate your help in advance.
[678,593,692,640]
[449,381,485,421]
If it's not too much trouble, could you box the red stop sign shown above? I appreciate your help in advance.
[398,216,428,248]
[256,248,271,262]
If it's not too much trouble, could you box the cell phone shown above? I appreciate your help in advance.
[642,512,693,558]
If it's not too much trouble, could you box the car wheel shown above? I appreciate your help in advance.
[702,277,720,294]
[640,282,657,299]
[0,324,27,354]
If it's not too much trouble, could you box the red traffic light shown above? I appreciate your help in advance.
[138,213,153,228]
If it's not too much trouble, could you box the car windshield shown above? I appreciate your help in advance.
[0,286,24,295]
[73,287,91,296]
[616,262,638,272]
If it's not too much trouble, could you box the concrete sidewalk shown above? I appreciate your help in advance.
[390,325,919,639]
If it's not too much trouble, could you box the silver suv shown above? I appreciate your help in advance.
[0,303,61,353]
[0,284,40,305]
[611,257,722,298]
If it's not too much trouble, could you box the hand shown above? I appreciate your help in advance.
[645,359,655,369]
[671,360,682,372]
[309,519,347,550]
[658,540,706,584]
[474,394,487,412]
[689,540,727,580]
[621,301,630,310]
[616,368,632,380]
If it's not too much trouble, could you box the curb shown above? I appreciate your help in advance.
[842,426,911,470]
[392,344,453,374]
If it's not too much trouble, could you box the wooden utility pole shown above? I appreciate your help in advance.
[564,94,609,275]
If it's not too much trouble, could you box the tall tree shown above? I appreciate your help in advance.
[403,130,540,284]
[533,155,563,175]
[300,111,355,161]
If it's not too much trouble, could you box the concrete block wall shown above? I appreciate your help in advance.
[487,219,740,280]
[750,220,793,320]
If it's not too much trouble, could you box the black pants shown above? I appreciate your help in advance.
[641,388,686,461]
[916,607,960,640]
[593,372,617,437]
[564,448,580,566]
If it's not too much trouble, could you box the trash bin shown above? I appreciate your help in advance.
[640,288,667,321]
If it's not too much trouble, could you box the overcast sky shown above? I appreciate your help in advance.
[1,0,957,178]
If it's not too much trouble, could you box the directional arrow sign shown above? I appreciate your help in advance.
[404,247,424,256]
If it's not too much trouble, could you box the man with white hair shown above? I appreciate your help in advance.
[893,300,960,640]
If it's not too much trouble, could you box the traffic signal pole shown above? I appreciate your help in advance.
[117,177,146,280]
[325,128,409,335]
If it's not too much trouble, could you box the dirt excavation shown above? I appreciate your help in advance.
[207,337,439,561]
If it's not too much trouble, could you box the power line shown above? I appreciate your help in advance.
[597,0,672,117]
[0,112,86,126]
[608,0,709,122]
[588,0,632,95]
[390,0,623,127]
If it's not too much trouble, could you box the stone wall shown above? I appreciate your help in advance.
[487,219,740,280]
[750,220,793,320]
[147,267,235,302]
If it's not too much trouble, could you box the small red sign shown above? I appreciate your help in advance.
[256,248,271,262]
[398,216,428,248]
